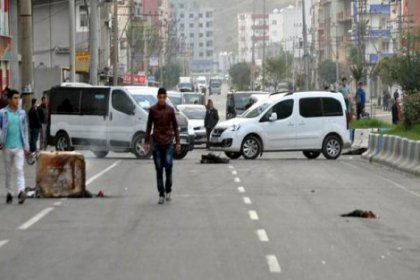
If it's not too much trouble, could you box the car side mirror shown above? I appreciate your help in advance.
[269,112,277,122]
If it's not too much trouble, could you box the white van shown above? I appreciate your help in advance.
[210,91,351,160]
[48,86,193,159]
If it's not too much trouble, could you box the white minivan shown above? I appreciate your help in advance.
[209,91,351,160]
[48,86,193,159]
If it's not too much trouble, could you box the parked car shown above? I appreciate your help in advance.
[209,78,223,95]
[196,76,207,93]
[211,91,351,160]
[226,91,269,119]
[167,91,183,107]
[178,77,194,92]
[48,86,194,159]
[177,104,207,145]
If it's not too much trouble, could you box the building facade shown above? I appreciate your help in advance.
[0,0,10,91]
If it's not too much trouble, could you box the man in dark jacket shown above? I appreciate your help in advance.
[204,99,219,149]
[28,98,42,153]
[356,82,366,120]
[144,88,181,204]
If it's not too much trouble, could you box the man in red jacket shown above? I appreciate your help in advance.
[144,88,181,204]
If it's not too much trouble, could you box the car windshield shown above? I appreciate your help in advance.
[179,83,193,89]
[131,94,157,111]
[210,80,222,87]
[168,95,182,107]
[183,94,202,104]
[241,101,271,118]
[233,93,252,110]
[179,107,206,120]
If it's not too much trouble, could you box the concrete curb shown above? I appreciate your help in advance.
[364,134,420,176]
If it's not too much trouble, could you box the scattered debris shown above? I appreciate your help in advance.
[97,190,105,197]
[341,209,378,219]
[311,190,315,193]
[200,153,230,164]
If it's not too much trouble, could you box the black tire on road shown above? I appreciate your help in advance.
[225,152,242,159]
[241,135,261,160]
[55,132,72,151]
[174,145,189,160]
[322,135,342,160]
[303,151,321,160]
[93,151,109,158]
[133,133,152,159]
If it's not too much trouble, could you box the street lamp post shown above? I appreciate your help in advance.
[301,0,310,90]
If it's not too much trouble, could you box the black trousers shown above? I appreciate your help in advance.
[152,144,173,197]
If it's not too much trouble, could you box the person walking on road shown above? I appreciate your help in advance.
[393,89,400,101]
[39,96,48,150]
[0,89,29,204]
[204,99,219,149]
[28,98,42,153]
[356,82,366,120]
[338,77,350,111]
[144,88,181,205]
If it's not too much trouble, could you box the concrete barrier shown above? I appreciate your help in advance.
[361,134,378,160]
[407,142,420,175]
[398,140,417,171]
[373,135,392,163]
[352,129,372,149]
[377,135,397,164]
[392,138,410,168]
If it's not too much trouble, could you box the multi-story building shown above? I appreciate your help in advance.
[171,0,215,74]
[0,0,10,91]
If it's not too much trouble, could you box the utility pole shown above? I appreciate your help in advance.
[69,0,76,82]
[301,0,310,91]
[9,1,19,89]
[251,0,256,91]
[19,0,34,110]
[112,0,119,85]
[89,0,99,85]
[262,0,266,91]
[130,0,134,85]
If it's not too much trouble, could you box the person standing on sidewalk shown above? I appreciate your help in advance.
[356,82,366,120]
[39,96,48,150]
[338,77,350,111]
[0,89,29,204]
[28,98,42,153]
[205,99,219,149]
[144,88,181,205]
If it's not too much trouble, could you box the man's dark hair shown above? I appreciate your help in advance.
[342,77,347,82]
[358,81,363,86]
[157,88,167,96]
[7,89,19,99]
[31,98,37,106]
[41,96,46,102]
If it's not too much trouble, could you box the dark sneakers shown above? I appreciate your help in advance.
[18,191,26,205]
[6,193,13,204]
[158,196,165,205]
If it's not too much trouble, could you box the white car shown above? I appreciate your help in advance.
[210,91,351,160]
[177,104,207,145]
[196,76,207,93]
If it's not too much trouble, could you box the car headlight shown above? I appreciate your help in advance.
[227,124,241,131]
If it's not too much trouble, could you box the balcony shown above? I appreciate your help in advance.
[369,4,390,15]
[336,11,352,22]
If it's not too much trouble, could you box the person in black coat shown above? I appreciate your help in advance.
[204,99,219,149]
[28,98,42,152]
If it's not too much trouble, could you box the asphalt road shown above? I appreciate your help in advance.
[0,86,419,279]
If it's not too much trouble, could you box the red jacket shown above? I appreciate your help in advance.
[145,103,180,146]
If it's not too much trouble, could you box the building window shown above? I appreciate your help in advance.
[180,23,185,29]
[199,13,203,18]
[206,50,213,57]
[199,42,204,47]
[199,33,203,38]
[206,11,213,18]
[199,23,203,28]
[180,13,184,18]
[199,52,204,57]
[272,20,277,25]
[190,13,194,18]
[190,23,194,28]
[206,41,213,47]
[190,43,194,48]
[190,33,194,38]
[180,4,184,8]
[206,31,213,37]
[77,4,89,32]
[382,42,390,52]
[206,21,213,28]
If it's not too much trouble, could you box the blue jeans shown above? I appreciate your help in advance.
[152,144,173,197]
[30,128,40,152]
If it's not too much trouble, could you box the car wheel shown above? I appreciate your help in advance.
[93,151,109,158]
[241,135,261,160]
[133,133,152,159]
[225,152,241,159]
[322,135,342,160]
[55,132,72,151]
[174,145,189,160]
[303,151,321,160]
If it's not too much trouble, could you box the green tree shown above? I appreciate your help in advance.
[318,59,337,86]
[264,55,290,91]
[229,62,252,90]
[158,63,182,89]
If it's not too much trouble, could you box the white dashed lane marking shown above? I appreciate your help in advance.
[266,255,282,273]
[53,201,62,206]
[249,210,259,221]
[238,186,246,193]
[232,170,238,175]
[234,177,241,183]
[257,229,269,242]
[18,207,54,230]
[0,240,9,248]
[243,197,252,204]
